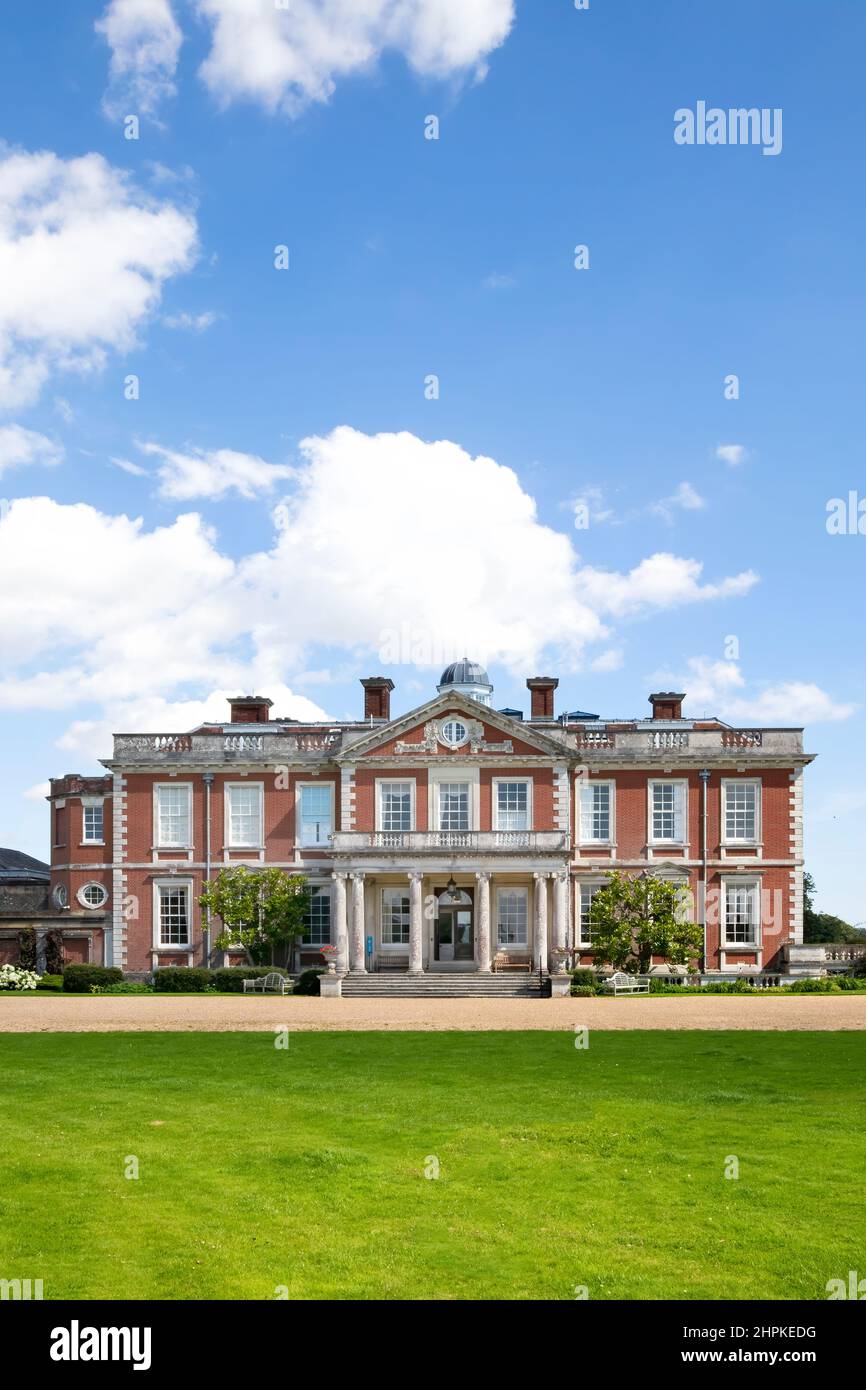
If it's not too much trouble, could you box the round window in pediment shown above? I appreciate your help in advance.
[440,719,468,748]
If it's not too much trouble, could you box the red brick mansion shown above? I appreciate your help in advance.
[42,660,818,986]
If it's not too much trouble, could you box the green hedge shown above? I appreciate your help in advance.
[294,969,324,996]
[153,967,213,993]
[211,967,291,993]
[36,974,63,991]
[63,964,123,993]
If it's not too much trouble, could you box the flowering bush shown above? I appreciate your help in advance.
[0,963,40,991]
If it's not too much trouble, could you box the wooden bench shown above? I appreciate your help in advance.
[602,971,649,995]
[242,971,291,995]
[377,955,410,972]
[492,952,533,973]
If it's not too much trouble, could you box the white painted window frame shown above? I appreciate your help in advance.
[428,765,480,832]
[577,778,615,845]
[575,876,609,947]
[80,796,105,845]
[380,886,411,948]
[647,778,688,846]
[296,781,335,847]
[77,881,109,910]
[225,780,265,849]
[152,877,193,949]
[375,778,416,833]
[721,876,762,949]
[721,778,762,846]
[492,777,533,832]
[154,782,193,849]
[495,884,529,949]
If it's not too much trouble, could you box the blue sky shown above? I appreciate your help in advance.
[0,0,863,921]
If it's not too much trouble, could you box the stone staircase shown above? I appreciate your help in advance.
[341,971,546,998]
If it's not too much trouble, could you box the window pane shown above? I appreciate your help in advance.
[725,783,757,840]
[382,889,411,944]
[439,783,469,831]
[652,783,683,841]
[302,887,332,945]
[228,785,261,846]
[381,782,412,832]
[725,884,758,943]
[159,886,189,944]
[158,786,190,846]
[299,785,332,845]
[497,781,528,831]
[497,889,527,945]
[579,884,602,942]
[580,783,610,841]
[83,804,104,841]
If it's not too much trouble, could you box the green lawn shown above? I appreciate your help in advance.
[1,1030,863,1300]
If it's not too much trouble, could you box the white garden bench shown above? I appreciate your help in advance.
[242,972,291,995]
[603,971,650,996]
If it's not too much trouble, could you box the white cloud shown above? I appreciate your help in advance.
[96,0,183,119]
[22,780,50,801]
[110,455,150,477]
[590,649,624,673]
[139,440,296,500]
[0,430,765,751]
[651,480,707,522]
[716,443,748,467]
[482,271,517,290]
[53,396,74,424]
[0,424,63,475]
[162,310,218,332]
[0,148,197,409]
[574,553,758,619]
[195,0,515,115]
[654,656,856,726]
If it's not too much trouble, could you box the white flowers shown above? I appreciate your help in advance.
[0,963,39,990]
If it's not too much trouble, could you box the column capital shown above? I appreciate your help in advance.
[349,871,365,882]
[406,871,424,883]
[474,870,491,883]
[332,870,349,882]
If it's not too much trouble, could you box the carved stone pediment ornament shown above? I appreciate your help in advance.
[394,718,513,756]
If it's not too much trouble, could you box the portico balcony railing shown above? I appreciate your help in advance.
[332,830,568,853]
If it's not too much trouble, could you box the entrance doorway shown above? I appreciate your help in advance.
[434,887,474,962]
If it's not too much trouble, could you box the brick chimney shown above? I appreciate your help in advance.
[229,695,273,724]
[649,691,685,721]
[361,676,395,721]
[527,676,558,720]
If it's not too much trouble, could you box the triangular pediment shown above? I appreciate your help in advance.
[338,691,572,761]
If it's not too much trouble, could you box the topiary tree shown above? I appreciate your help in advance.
[199,866,309,965]
[17,926,37,971]
[44,930,65,975]
[587,871,703,976]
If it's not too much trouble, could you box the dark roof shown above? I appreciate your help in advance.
[0,848,50,882]
[439,657,491,687]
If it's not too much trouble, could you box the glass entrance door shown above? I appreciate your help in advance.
[434,890,474,962]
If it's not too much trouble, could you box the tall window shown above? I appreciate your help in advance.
[497,888,528,946]
[158,885,190,945]
[302,887,332,945]
[578,883,604,943]
[156,785,191,847]
[579,782,612,842]
[724,781,759,842]
[382,888,411,944]
[82,802,104,843]
[227,784,262,846]
[380,782,412,832]
[495,781,529,831]
[298,785,333,846]
[724,881,759,944]
[650,781,686,842]
[439,782,470,831]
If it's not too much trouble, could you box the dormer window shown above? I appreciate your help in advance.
[441,719,468,748]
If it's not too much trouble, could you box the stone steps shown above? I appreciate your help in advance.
[341,972,545,998]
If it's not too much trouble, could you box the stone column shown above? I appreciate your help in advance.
[553,871,569,969]
[533,872,549,974]
[408,872,424,974]
[475,871,492,972]
[350,872,366,973]
[332,872,349,975]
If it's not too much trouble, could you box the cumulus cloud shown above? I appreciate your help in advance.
[0,430,764,749]
[0,148,197,409]
[0,424,63,475]
[22,781,50,801]
[96,0,183,119]
[162,309,218,332]
[651,480,706,522]
[716,443,748,467]
[194,0,515,115]
[655,656,855,726]
[138,440,296,499]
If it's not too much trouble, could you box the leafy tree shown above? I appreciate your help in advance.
[44,930,65,975]
[803,871,863,943]
[199,866,309,964]
[17,926,37,971]
[586,871,703,975]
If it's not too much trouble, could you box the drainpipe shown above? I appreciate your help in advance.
[202,773,214,967]
[698,769,710,974]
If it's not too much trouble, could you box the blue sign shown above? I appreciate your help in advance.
[366,935,373,956]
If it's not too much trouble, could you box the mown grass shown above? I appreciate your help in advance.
[0,1030,863,1300]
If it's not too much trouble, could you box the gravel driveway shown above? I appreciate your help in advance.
[2,994,865,1031]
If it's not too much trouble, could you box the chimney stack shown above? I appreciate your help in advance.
[361,676,395,721]
[649,691,685,721]
[527,676,558,720]
[229,695,273,724]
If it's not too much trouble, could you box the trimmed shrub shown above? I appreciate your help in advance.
[63,964,123,993]
[835,974,866,990]
[294,969,324,996]
[98,981,153,994]
[35,973,63,991]
[789,977,840,993]
[211,966,291,993]
[44,931,65,976]
[571,984,596,997]
[153,967,213,993]
[17,927,37,971]
[570,968,596,988]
